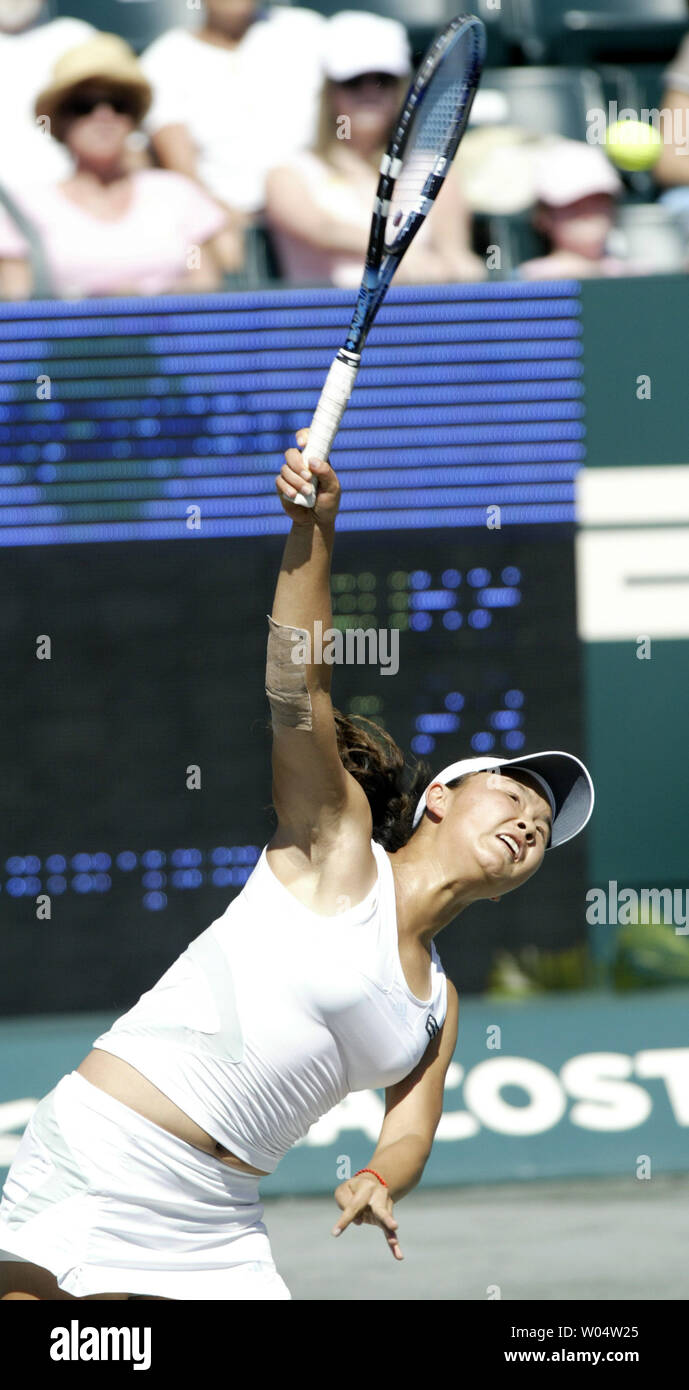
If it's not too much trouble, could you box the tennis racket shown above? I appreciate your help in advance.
[292,11,486,507]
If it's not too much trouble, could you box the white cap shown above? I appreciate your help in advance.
[533,138,622,207]
[322,10,412,83]
[411,750,594,850]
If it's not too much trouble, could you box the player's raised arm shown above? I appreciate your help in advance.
[266,428,373,848]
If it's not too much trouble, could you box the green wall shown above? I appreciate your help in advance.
[584,639,689,884]
[579,276,689,914]
[581,275,689,469]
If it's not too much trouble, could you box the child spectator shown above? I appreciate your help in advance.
[264,10,485,288]
[519,139,656,280]
[140,0,326,229]
[0,34,235,300]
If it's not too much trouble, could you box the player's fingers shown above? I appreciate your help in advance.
[280,464,312,492]
[275,477,313,507]
[331,1205,357,1236]
[349,1200,403,1257]
[364,1203,399,1237]
[369,1204,403,1258]
[286,449,331,485]
[281,460,314,496]
[275,468,312,501]
[305,457,337,492]
[331,1194,370,1237]
[283,447,312,480]
[295,427,310,448]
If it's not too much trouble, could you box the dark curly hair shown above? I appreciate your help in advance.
[331,709,435,851]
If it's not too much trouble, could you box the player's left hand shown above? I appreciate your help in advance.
[331,1174,403,1260]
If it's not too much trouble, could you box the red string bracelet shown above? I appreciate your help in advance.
[354,1167,388,1188]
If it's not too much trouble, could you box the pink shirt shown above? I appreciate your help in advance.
[0,169,227,297]
[519,251,658,280]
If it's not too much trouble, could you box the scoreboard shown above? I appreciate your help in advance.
[0,282,586,1013]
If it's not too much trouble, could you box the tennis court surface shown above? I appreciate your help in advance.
[263,1173,689,1300]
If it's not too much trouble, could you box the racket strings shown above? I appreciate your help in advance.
[386,32,478,249]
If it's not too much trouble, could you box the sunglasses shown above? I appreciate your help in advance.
[335,72,401,92]
[59,92,139,121]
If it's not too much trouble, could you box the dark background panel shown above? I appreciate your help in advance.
[0,524,584,1014]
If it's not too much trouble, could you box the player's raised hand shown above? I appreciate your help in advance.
[275,428,341,527]
[331,1174,404,1260]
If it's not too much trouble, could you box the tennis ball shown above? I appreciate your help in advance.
[604,119,663,172]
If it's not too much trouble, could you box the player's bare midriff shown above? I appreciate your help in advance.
[76,1051,270,1176]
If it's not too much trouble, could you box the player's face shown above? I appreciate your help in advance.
[437,769,552,896]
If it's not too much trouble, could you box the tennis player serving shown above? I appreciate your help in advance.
[0,428,594,1301]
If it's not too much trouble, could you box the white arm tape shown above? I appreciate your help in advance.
[265,613,313,730]
[292,352,361,508]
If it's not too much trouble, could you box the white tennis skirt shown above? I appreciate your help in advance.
[0,1071,291,1300]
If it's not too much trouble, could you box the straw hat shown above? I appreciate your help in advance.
[34,33,152,139]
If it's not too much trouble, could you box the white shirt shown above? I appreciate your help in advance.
[0,17,95,187]
[91,839,448,1174]
[140,7,327,213]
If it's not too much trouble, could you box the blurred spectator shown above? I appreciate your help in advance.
[140,0,326,238]
[519,139,658,279]
[264,11,486,288]
[653,31,689,235]
[0,34,233,300]
[654,31,689,189]
[0,0,95,185]
[454,125,545,216]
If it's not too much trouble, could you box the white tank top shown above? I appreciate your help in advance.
[91,839,448,1174]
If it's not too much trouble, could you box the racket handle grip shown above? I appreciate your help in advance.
[292,351,361,508]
